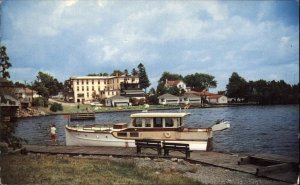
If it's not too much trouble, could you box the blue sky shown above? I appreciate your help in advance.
[1,0,299,92]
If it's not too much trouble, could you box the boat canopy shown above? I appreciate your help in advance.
[130,112,191,118]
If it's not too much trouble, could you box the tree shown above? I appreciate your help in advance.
[184,73,217,91]
[0,46,12,79]
[32,72,63,99]
[124,69,128,76]
[111,70,124,76]
[131,68,138,76]
[226,72,248,101]
[137,63,150,91]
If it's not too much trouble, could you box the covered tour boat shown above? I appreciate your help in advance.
[65,112,230,151]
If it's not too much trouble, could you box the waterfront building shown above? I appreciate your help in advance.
[158,93,180,105]
[15,87,39,107]
[208,95,228,104]
[105,95,130,107]
[67,74,141,103]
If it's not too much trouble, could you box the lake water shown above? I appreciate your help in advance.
[15,105,299,157]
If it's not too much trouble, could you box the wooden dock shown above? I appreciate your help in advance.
[23,145,299,184]
[70,112,95,121]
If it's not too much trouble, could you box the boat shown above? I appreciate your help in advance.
[65,112,230,151]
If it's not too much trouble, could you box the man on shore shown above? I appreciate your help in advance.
[50,124,57,145]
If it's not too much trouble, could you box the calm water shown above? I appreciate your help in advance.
[15,105,299,157]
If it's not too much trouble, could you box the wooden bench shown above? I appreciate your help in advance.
[162,142,191,159]
[135,140,162,155]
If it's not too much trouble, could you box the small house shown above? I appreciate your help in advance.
[208,95,228,104]
[105,95,130,107]
[157,93,180,105]
[180,93,201,105]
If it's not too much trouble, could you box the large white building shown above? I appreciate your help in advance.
[68,74,140,103]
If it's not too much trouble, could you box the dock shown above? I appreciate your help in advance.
[70,112,95,121]
[24,145,299,184]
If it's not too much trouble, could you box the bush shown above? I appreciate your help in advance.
[50,103,63,112]
[32,97,48,107]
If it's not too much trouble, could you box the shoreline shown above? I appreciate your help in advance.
[17,102,269,119]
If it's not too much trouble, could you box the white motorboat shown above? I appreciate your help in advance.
[65,112,230,151]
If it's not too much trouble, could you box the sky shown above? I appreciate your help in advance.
[0,0,299,92]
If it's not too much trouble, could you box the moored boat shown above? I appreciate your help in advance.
[65,112,230,151]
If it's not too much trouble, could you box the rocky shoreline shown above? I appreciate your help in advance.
[32,153,289,185]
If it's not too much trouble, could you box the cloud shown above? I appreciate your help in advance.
[1,0,298,92]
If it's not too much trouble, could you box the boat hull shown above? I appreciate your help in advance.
[65,127,209,150]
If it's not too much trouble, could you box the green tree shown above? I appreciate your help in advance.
[184,73,217,91]
[226,72,248,101]
[137,63,150,91]
[111,70,124,76]
[131,68,138,76]
[32,72,63,99]
[0,46,12,79]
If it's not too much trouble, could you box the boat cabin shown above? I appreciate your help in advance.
[129,112,190,129]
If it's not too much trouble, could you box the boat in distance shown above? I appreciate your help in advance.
[65,112,230,151]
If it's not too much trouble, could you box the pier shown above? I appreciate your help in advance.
[24,145,299,184]
[70,112,95,121]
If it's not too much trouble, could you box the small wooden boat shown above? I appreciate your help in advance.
[65,112,230,151]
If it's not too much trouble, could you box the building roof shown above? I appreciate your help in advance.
[181,93,201,99]
[157,93,179,99]
[186,90,214,96]
[70,75,139,80]
[131,112,190,118]
[123,89,145,94]
[107,95,129,100]
[16,87,37,94]
[0,94,20,106]
[207,95,225,99]
[166,80,184,86]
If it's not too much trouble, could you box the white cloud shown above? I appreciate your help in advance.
[3,0,299,91]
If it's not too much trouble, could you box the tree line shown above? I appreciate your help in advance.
[226,72,299,105]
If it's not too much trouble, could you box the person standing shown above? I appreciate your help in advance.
[50,124,57,145]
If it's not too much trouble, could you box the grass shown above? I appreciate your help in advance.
[0,154,200,185]
[38,104,181,115]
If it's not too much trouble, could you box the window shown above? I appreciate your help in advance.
[92,86,94,91]
[78,93,84,98]
[130,132,138,137]
[87,86,89,91]
[117,132,127,137]
[145,118,151,127]
[82,87,84,91]
[87,92,89,97]
[86,80,89,85]
[132,78,135,82]
[154,118,162,127]
[165,118,174,127]
[98,80,100,84]
[82,80,84,85]
[132,118,142,127]
[77,87,79,91]
[77,81,79,85]
[92,80,94,85]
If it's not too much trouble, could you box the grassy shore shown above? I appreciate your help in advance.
[0,154,199,185]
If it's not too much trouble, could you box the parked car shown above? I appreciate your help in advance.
[90,102,103,106]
